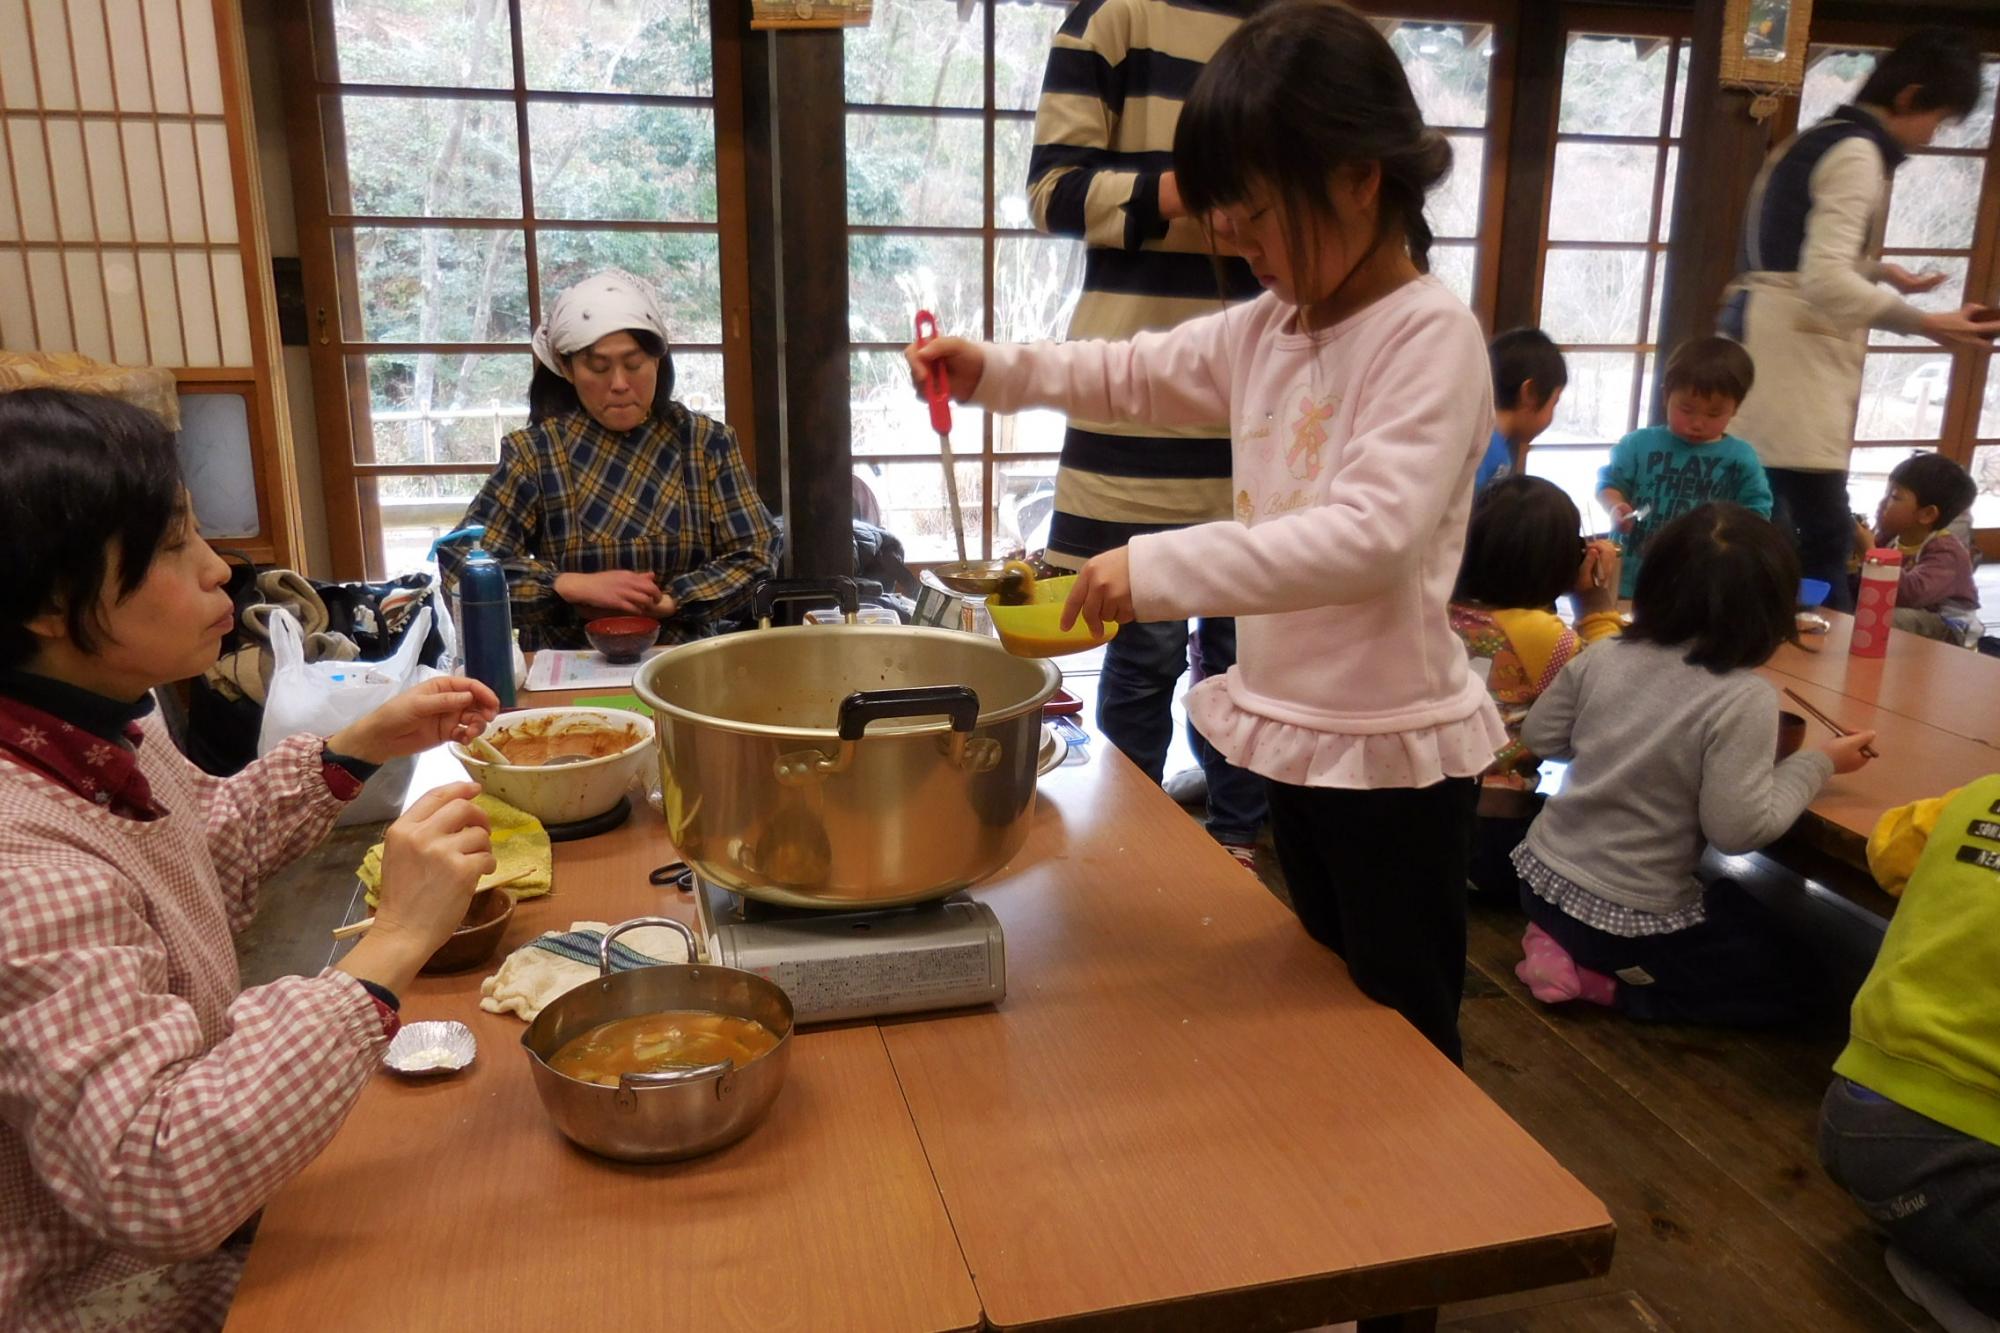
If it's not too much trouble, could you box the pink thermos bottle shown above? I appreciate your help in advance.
[1851,548,1901,658]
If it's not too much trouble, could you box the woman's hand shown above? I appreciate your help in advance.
[335,783,494,996]
[554,570,661,615]
[905,337,984,402]
[1059,549,1135,638]
[1881,263,1946,296]
[651,592,680,618]
[327,677,501,766]
[1919,304,2000,349]
[1571,539,1621,615]
[1819,731,1878,775]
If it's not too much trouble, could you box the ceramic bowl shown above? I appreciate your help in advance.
[1777,711,1807,761]
[421,887,517,974]
[585,616,661,664]
[454,706,654,825]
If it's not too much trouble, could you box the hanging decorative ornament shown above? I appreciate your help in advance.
[751,0,873,28]
[1718,0,1815,100]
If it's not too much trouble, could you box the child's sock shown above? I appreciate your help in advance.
[1516,923,1616,1007]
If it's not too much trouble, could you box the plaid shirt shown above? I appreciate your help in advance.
[441,405,782,651]
[0,713,391,1330]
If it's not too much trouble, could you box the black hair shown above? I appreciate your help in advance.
[1175,0,1452,307]
[1454,475,1586,610]
[1857,27,1983,119]
[0,388,187,669]
[1889,451,1978,529]
[1662,335,1756,405]
[1490,328,1568,411]
[527,327,676,424]
[1623,503,1799,674]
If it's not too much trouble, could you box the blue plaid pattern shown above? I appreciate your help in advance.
[444,405,781,650]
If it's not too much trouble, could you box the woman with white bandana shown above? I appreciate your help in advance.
[440,270,781,650]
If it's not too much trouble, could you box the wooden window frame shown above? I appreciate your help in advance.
[280,0,756,580]
[1527,7,1695,458]
[1766,22,2000,534]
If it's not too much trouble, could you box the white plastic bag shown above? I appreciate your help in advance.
[257,606,436,824]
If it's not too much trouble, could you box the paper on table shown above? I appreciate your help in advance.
[524,647,667,692]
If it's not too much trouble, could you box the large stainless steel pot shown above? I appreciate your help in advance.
[522,918,793,1162]
[633,578,1060,910]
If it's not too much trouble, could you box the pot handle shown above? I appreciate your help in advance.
[615,1060,735,1111]
[598,916,700,976]
[837,685,979,741]
[752,576,861,629]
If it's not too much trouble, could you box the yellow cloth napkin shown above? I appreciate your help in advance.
[358,793,553,908]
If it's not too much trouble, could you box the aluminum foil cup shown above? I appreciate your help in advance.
[384,1021,477,1077]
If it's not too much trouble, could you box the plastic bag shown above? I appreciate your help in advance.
[257,606,436,825]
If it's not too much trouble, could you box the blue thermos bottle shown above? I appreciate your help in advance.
[433,526,516,707]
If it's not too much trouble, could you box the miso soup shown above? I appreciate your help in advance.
[548,1011,780,1086]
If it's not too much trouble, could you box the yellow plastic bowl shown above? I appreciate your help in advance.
[986,575,1121,658]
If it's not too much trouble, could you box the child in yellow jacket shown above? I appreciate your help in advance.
[1820,776,2000,1327]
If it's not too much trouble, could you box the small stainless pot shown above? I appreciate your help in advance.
[521,918,794,1162]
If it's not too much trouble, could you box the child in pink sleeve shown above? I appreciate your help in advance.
[909,1,1505,1063]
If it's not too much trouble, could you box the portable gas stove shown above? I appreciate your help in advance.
[689,875,1006,1025]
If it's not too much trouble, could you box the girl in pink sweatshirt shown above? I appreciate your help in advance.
[909,0,1505,1064]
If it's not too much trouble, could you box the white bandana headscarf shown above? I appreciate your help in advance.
[530,268,672,379]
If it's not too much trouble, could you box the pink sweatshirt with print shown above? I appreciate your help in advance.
[972,276,1506,789]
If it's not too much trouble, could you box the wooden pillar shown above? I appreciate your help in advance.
[736,22,854,583]
[1491,0,1564,333]
[1651,0,1775,414]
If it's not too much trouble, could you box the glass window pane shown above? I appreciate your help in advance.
[994,117,1035,229]
[332,0,513,89]
[1429,133,1484,238]
[849,233,983,342]
[330,96,520,218]
[350,352,535,468]
[536,229,722,345]
[673,350,727,422]
[1855,352,1951,442]
[847,112,985,228]
[1548,142,1659,242]
[1934,59,1999,151]
[996,2,1071,113]
[1984,363,2000,439]
[1871,256,1968,348]
[522,0,712,98]
[1848,445,1931,521]
[529,104,717,222]
[1526,445,1615,532]
[852,350,986,456]
[853,460,984,561]
[994,235,1084,343]
[364,473,491,577]
[1646,261,1665,347]
[1670,40,1689,138]
[844,0,984,108]
[1558,34,1669,136]
[1386,23,1492,130]
[1972,445,2000,528]
[1885,155,1984,251]
[996,405,1067,455]
[1801,49,1876,129]
[1431,241,1476,308]
[1540,249,1647,345]
[343,227,530,342]
[996,456,1061,555]
[1544,352,1638,443]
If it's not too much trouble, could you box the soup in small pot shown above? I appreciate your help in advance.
[547,1010,780,1087]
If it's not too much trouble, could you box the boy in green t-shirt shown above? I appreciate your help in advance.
[1820,776,2000,1327]
[1597,337,1775,598]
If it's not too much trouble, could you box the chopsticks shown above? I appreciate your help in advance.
[331,867,535,941]
[1782,687,1880,760]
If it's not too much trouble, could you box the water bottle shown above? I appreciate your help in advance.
[1851,548,1901,660]
[432,526,516,706]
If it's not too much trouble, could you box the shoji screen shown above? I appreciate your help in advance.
[0,0,298,566]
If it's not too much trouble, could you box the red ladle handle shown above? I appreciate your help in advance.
[914,309,953,437]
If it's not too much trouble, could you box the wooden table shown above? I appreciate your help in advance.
[228,683,1612,1331]
[1766,611,2000,749]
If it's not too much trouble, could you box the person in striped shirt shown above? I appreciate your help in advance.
[1027,0,1269,868]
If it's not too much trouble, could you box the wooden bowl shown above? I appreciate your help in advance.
[421,888,517,975]
[1776,711,1807,761]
